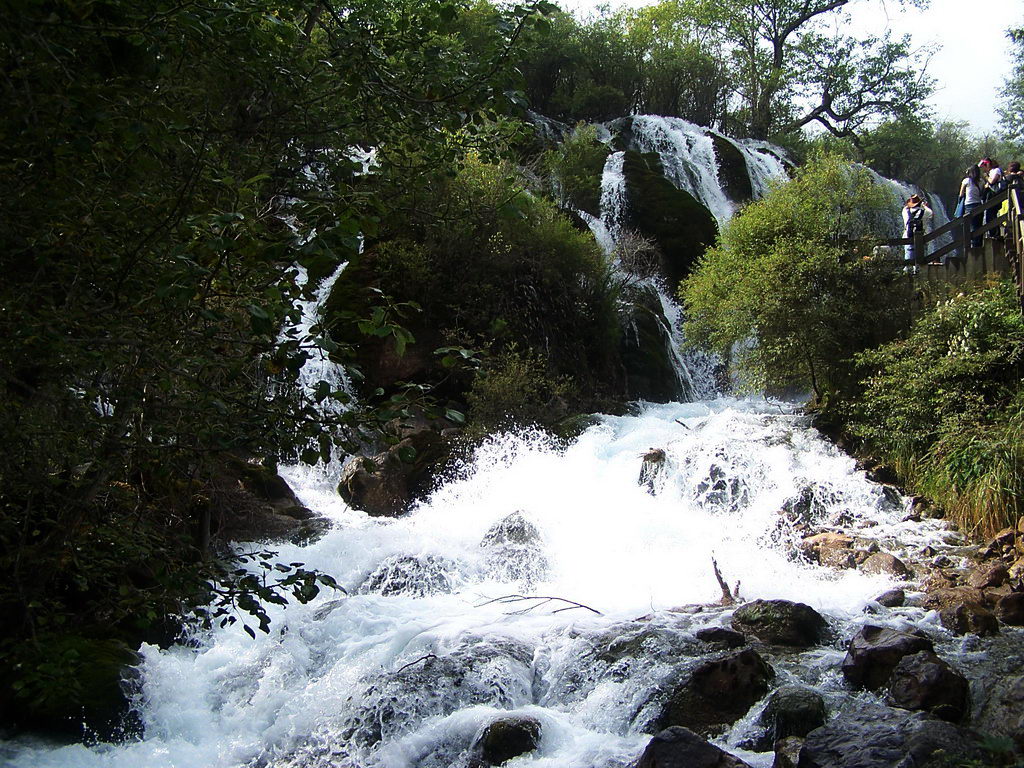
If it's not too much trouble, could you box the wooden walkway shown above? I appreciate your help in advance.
[880,183,1024,311]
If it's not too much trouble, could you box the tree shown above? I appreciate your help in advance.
[686,0,934,139]
[680,155,906,399]
[999,25,1024,147]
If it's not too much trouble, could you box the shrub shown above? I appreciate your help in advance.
[847,280,1024,534]
[543,123,610,215]
[680,154,905,398]
[466,347,574,436]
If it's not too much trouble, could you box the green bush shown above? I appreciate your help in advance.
[543,124,610,215]
[466,347,574,436]
[847,280,1024,534]
[680,154,905,399]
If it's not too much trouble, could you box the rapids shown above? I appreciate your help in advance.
[2,400,958,768]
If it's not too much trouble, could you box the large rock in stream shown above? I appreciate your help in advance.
[731,600,828,647]
[797,707,990,768]
[636,726,752,768]
[885,651,970,722]
[653,648,774,736]
[841,625,934,691]
[473,715,541,765]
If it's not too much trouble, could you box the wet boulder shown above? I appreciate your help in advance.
[840,625,934,690]
[967,562,1009,589]
[860,552,909,578]
[351,425,449,516]
[939,601,999,636]
[655,648,774,736]
[636,726,752,768]
[480,512,549,584]
[772,736,803,768]
[359,554,462,597]
[474,715,541,765]
[695,627,746,649]
[996,592,1024,625]
[975,675,1024,751]
[760,685,827,742]
[619,283,685,403]
[874,589,905,608]
[695,464,749,513]
[730,599,828,647]
[343,638,534,749]
[797,707,989,768]
[639,448,668,494]
[710,135,753,204]
[885,651,970,722]
[620,150,717,288]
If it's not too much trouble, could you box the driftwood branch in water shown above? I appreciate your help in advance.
[711,556,737,605]
[395,653,438,673]
[476,594,603,616]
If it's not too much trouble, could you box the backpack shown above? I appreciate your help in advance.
[906,206,925,234]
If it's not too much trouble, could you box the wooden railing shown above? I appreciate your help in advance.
[880,188,1009,264]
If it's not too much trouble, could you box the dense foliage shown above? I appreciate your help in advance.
[323,153,625,430]
[847,281,1024,535]
[0,0,558,731]
[680,155,907,398]
[510,0,932,140]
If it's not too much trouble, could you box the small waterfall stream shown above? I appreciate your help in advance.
[1,120,969,768]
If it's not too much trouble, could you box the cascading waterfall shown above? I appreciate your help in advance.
[1,122,968,768]
[865,167,952,258]
[728,137,790,199]
[628,116,735,225]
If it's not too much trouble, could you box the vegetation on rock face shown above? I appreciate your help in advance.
[680,154,906,399]
[847,281,1024,536]
[0,0,560,732]
[323,153,626,430]
[544,124,611,216]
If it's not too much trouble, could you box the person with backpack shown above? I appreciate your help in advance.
[902,194,932,272]
[959,165,984,250]
[982,158,1006,236]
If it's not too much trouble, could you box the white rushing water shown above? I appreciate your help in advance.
[1,122,962,768]
[5,397,958,768]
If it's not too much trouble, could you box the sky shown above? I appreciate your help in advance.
[558,0,1023,136]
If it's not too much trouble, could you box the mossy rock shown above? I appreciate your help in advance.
[619,283,683,403]
[711,134,752,204]
[5,635,141,739]
[621,150,717,290]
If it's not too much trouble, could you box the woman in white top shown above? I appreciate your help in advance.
[960,165,983,249]
[902,194,933,269]
[983,158,1005,234]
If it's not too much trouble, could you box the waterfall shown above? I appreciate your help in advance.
[865,168,952,258]
[729,137,790,199]
[627,116,735,225]
[597,151,627,248]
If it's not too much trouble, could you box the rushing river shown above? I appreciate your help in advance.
[3,397,958,768]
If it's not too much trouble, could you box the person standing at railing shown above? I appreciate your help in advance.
[958,165,984,249]
[902,194,933,272]
[982,158,1006,236]
[999,162,1022,225]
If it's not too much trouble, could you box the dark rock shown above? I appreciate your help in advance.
[359,554,461,597]
[475,715,541,765]
[760,686,827,741]
[772,736,803,768]
[880,485,903,510]
[338,425,450,517]
[695,627,746,648]
[860,552,909,578]
[731,599,828,647]
[797,708,990,768]
[997,592,1024,625]
[885,650,969,722]
[656,648,774,736]
[621,150,717,289]
[636,726,752,768]
[337,453,409,517]
[619,283,685,403]
[939,601,999,636]
[841,625,934,690]
[967,562,1009,589]
[711,135,753,204]
[875,589,905,608]
[974,675,1024,751]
